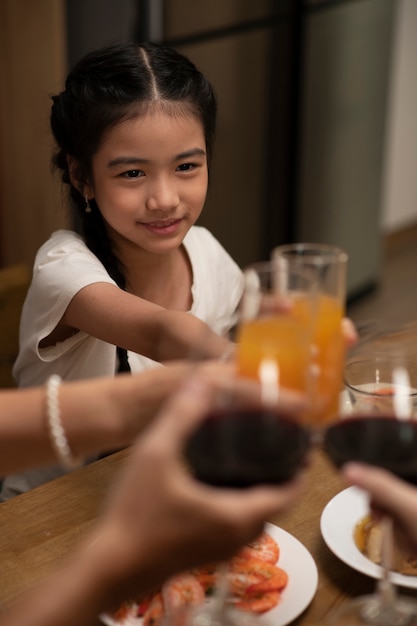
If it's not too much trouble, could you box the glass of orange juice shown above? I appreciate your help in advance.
[236,260,318,416]
[272,243,348,426]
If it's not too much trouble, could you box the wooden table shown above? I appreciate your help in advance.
[1,445,417,625]
[0,451,128,610]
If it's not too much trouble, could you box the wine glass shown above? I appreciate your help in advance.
[178,261,315,626]
[324,353,417,625]
[186,259,318,488]
[272,243,348,428]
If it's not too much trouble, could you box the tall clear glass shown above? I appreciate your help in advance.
[235,259,317,420]
[272,243,347,427]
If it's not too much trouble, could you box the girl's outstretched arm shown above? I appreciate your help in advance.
[59,282,232,362]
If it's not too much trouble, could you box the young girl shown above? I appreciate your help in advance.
[2,42,243,498]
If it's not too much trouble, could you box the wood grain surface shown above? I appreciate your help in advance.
[2,444,417,625]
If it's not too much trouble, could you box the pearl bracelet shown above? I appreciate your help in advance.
[46,375,81,470]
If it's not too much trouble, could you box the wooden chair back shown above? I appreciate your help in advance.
[0,264,31,388]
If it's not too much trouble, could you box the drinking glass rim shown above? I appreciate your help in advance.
[344,382,417,398]
[273,243,348,265]
[242,260,319,292]
[344,357,417,397]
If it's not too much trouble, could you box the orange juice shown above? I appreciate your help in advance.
[237,294,344,425]
[310,294,345,424]
[237,315,312,392]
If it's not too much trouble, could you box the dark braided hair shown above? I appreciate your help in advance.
[50,41,218,290]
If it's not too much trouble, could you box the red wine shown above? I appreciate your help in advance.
[324,415,417,485]
[184,408,310,488]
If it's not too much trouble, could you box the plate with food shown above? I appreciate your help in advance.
[320,486,417,588]
[100,522,318,626]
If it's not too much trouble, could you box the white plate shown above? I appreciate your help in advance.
[257,522,318,625]
[320,486,417,589]
[100,522,318,626]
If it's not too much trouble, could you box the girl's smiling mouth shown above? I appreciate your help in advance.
[141,218,183,235]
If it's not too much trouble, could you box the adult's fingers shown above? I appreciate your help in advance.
[220,374,307,417]
[208,474,306,523]
[134,373,217,454]
[142,367,307,451]
[342,462,417,529]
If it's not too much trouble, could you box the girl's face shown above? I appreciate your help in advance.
[88,109,208,256]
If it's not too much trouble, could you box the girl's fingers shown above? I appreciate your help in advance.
[342,317,358,347]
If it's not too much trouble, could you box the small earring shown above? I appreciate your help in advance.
[84,195,92,213]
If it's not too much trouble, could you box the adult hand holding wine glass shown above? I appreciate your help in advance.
[324,353,417,625]
[178,266,314,626]
[343,463,417,577]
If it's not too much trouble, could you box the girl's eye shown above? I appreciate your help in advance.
[176,163,196,172]
[122,170,143,178]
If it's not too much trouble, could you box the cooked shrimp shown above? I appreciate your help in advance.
[227,565,262,596]
[246,563,288,594]
[227,557,288,597]
[235,590,281,613]
[236,531,279,564]
[143,593,164,626]
[162,573,205,613]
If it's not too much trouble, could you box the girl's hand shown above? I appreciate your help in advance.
[342,317,358,348]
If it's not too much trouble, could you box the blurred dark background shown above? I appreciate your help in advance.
[2,0,416,307]
[65,0,395,301]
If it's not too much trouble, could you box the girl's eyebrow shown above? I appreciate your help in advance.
[108,156,149,168]
[176,148,206,160]
[107,148,206,169]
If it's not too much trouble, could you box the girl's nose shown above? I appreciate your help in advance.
[146,178,180,212]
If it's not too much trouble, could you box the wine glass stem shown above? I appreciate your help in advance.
[213,562,230,616]
[377,516,397,609]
